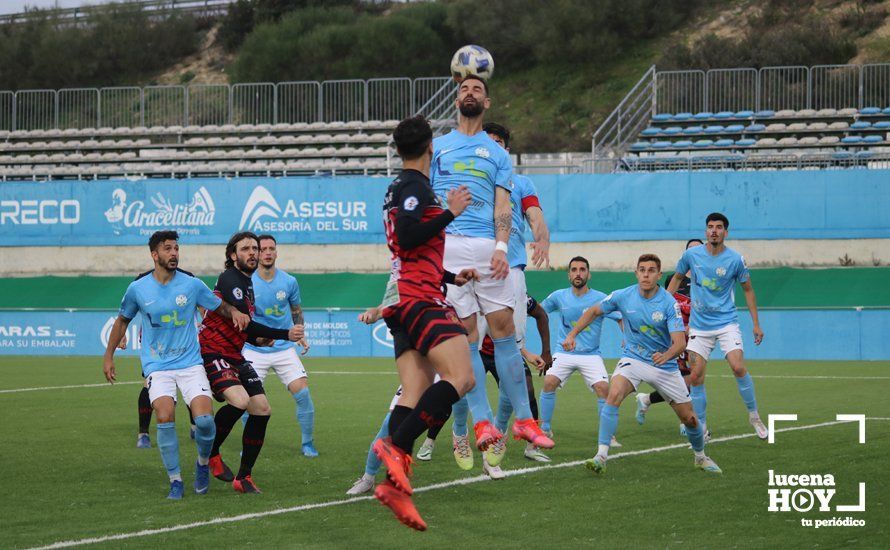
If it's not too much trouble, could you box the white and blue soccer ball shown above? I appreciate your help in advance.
[450,45,494,82]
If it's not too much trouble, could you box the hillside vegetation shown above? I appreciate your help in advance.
[0,0,888,152]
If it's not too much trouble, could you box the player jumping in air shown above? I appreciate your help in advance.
[666,213,768,439]
[241,234,317,457]
[563,254,721,475]
[103,231,249,499]
[431,76,553,454]
[199,231,304,494]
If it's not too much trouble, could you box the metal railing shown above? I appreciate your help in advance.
[0,0,230,26]
[585,152,890,173]
[0,77,454,131]
[589,62,890,173]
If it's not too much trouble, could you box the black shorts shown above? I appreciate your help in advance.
[202,354,265,402]
[383,299,467,358]
[481,351,532,383]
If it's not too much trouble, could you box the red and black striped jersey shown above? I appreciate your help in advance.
[383,169,448,306]
[199,267,255,361]
[672,292,691,327]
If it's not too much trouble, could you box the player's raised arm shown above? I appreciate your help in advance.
[740,279,764,345]
[492,185,512,279]
[562,304,604,351]
[666,272,685,294]
[102,315,132,384]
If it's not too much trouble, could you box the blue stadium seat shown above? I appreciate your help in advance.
[856,150,875,158]
[673,112,694,120]
[651,141,672,149]
[860,107,881,115]
[693,112,714,120]
[754,110,775,118]
[745,123,766,132]
[663,126,683,135]
[832,152,853,160]
[693,139,713,147]
[714,138,734,147]
[682,126,704,135]
[851,121,872,130]
[735,110,754,119]
[704,125,724,133]
[714,111,735,119]
[630,142,650,150]
[673,140,694,148]
[883,107,890,115]
[735,138,756,147]
[653,113,673,122]
[725,124,745,132]
[863,135,883,144]
[641,127,660,136]
[841,136,863,144]
[873,120,890,129]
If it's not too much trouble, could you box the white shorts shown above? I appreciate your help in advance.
[242,347,307,388]
[548,353,609,391]
[509,267,528,347]
[687,323,744,360]
[388,374,441,411]
[146,364,212,406]
[444,235,514,318]
[612,357,691,404]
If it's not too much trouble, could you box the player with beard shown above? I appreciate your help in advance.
[431,75,553,454]
[103,231,250,499]
[199,231,304,493]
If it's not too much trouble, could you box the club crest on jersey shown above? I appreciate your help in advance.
[233,288,243,300]
[716,267,727,277]
[175,294,187,307]
[403,196,419,211]
[475,147,490,158]
[651,311,665,323]
[276,290,287,301]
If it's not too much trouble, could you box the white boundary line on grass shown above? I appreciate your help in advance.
[3,371,890,395]
[29,418,890,550]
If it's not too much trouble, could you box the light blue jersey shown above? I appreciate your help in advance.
[431,130,513,238]
[543,287,620,356]
[599,285,684,371]
[244,268,302,354]
[675,245,749,331]
[507,174,538,269]
[119,271,221,376]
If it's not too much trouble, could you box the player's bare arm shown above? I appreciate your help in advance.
[291,303,310,355]
[530,303,552,370]
[652,331,687,366]
[525,206,550,268]
[562,304,604,351]
[740,279,764,345]
[446,185,472,217]
[492,186,512,280]
[454,268,481,286]
[666,271,685,294]
[359,305,383,324]
[214,300,250,331]
[102,315,132,383]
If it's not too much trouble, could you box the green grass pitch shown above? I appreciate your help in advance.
[2,356,888,548]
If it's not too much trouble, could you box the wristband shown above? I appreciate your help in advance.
[495,241,508,254]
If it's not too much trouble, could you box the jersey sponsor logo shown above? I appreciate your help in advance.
[403,196,419,211]
[104,187,215,236]
[240,185,369,233]
[233,288,243,300]
[275,290,287,301]
[175,294,188,307]
[161,310,187,327]
[264,304,286,317]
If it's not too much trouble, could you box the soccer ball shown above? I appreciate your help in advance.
[450,45,494,82]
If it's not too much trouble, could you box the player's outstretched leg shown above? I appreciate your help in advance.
[209,403,245,482]
[137,386,152,448]
[347,413,390,495]
[190,401,216,495]
[539,387,556,433]
[463,341,501,450]
[673,402,721,474]
[157,421,183,499]
[727,350,767,439]
[593,383,621,448]
[585,374,633,475]
[450,397,474,470]
[235,396,271,494]
[293,387,318,457]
